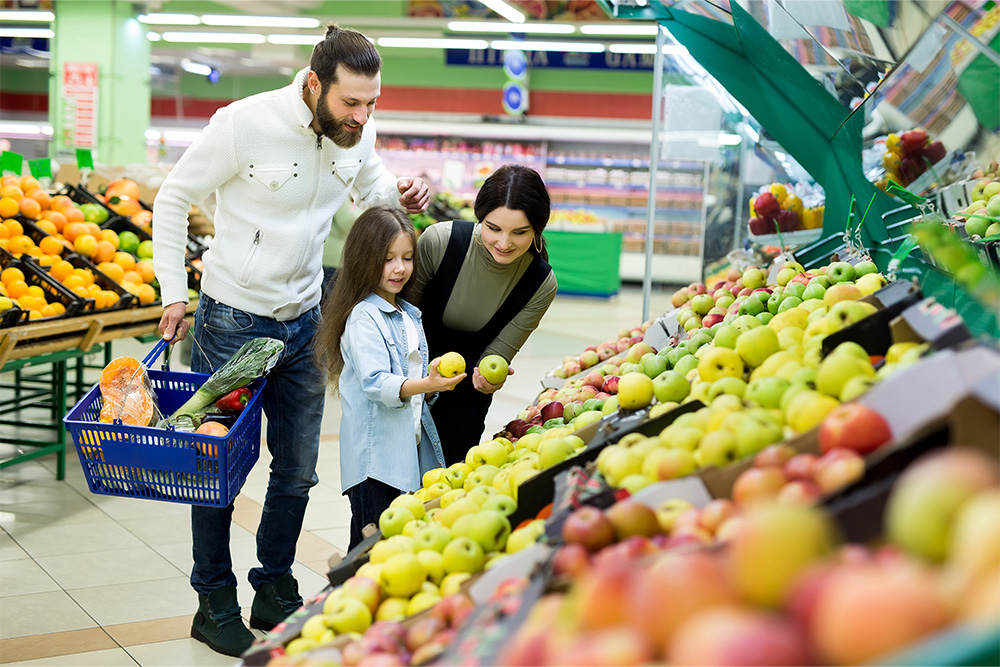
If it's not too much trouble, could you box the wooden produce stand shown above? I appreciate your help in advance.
[0,301,197,479]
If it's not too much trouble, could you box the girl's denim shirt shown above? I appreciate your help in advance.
[338,293,446,493]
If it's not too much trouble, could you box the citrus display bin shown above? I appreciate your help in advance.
[63,338,264,507]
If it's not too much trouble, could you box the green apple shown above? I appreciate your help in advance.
[757,312,775,325]
[713,324,740,349]
[658,424,703,451]
[451,509,511,553]
[379,552,427,599]
[839,375,876,402]
[402,519,429,538]
[465,464,501,490]
[439,572,472,597]
[416,549,444,585]
[736,410,784,458]
[423,481,452,501]
[685,332,713,353]
[823,284,864,307]
[368,535,415,564]
[801,281,827,301]
[327,595,374,634]
[597,447,642,486]
[478,354,509,385]
[571,410,603,431]
[506,519,545,553]
[537,436,578,469]
[476,439,510,467]
[414,524,452,553]
[666,346,690,367]
[673,354,700,377]
[602,395,619,415]
[422,468,445,488]
[435,497,480,528]
[827,261,857,284]
[441,536,486,574]
[853,260,878,276]
[707,376,747,400]
[465,485,497,506]
[827,300,872,328]
[816,353,875,398]
[642,354,669,379]
[439,488,467,508]
[733,314,763,333]
[697,429,740,467]
[379,506,416,538]
[482,493,517,516]
[617,372,655,410]
[390,493,426,521]
[745,376,792,409]
[444,467,468,489]
[698,347,745,383]
[784,390,840,433]
[653,370,690,403]
[856,273,887,295]
[736,325,780,369]
[645,447,698,481]
[776,267,798,286]
[299,613,333,642]
[777,296,803,314]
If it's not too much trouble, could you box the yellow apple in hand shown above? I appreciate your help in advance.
[438,352,466,378]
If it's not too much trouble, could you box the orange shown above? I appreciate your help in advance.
[63,207,85,223]
[63,222,87,242]
[73,268,94,286]
[0,224,7,240]
[0,185,23,199]
[26,188,50,211]
[121,280,140,295]
[40,304,58,318]
[18,196,41,219]
[84,222,102,237]
[4,218,23,238]
[62,274,85,291]
[50,195,74,212]
[114,252,136,270]
[42,210,67,232]
[7,280,29,299]
[103,291,119,307]
[99,229,120,249]
[72,285,89,298]
[8,235,32,255]
[19,176,39,192]
[39,235,64,256]
[86,283,102,298]
[50,260,74,281]
[74,233,98,257]
[134,259,156,284]
[25,285,44,299]
[35,218,57,235]
[137,283,156,304]
[93,239,116,263]
[49,301,65,315]
[38,255,58,267]
[131,209,153,227]
[26,245,43,258]
[0,197,18,219]
[28,309,43,320]
[0,176,17,189]
[122,270,142,285]
[1,266,25,285]
[97,261,125,284]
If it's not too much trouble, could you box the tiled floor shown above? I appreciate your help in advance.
[0,284,674,666]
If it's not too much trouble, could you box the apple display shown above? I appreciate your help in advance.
[562,505,616,552]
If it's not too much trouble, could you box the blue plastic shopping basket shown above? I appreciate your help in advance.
[63,338,264,507]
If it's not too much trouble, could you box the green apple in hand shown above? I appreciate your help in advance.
[479,354,509,385]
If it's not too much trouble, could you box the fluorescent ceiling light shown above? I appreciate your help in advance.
[267,34,324,45]
[0,28,53,38]
[201,14,320,29]
[0,122,43,136]
[162,32,266,44]
[145,130,161,141]
[377,37,488,49]
[491,39,605,53]
[581,24,658,35]
[448,21,574,34]
[0,10,53,21]
[479,0,525,23]
[139,13,200,25]
[147,32,161,41]
[608,43,687,54]
[181,59,212,76]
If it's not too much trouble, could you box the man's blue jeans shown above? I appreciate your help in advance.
[189,293,325,595]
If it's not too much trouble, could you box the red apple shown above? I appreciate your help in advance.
[429,593,476,628]
[540,401,564,422]
[702,313,724,328]
[342,575,382,615]
[597,345,616,361]
[753,191,781,219]
[754,444,797,469]
[574,563,637,630]
[668,606,811,666]
[814,449,865,493]
[784,453,819,481]
[697,499,737,535]
[819,403,893,456]
[552,543,592,578]
[777,479,823,506]
[559,626,655,666]
[404,616,446,653]
[593,535,657,568]
[732,466,787,506]
[581,371,605,389]
[562,505,616,552]
[605,500,660,540]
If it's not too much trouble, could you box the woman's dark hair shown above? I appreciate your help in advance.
[310,23,381,87]
[474,164,551,260]
[314,207,418,387]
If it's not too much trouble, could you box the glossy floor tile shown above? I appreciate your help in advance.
[0,284,668,665]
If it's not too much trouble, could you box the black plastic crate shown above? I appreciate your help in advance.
[18,259,90,320]
[0,304,29,327]
[100,216,201,289]
[62,253,136,312]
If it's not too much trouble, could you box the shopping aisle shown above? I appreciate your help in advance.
[0,286,666,666]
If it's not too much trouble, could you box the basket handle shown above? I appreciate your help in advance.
[142,338,172,370]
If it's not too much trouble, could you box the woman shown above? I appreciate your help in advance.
[409,164,558,465]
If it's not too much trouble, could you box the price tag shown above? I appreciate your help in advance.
[28,158,52,181]
[76,148,94,170]
[900,297,972,351]
[0,151,24,175]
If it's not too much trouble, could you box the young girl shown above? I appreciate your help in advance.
[314,206,466,550]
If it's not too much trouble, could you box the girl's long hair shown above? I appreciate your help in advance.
[314,206,418,388]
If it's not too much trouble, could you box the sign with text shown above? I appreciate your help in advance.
[61,62,98,149]
[447,47,658,71]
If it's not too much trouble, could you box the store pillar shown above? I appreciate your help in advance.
[49,0,150,165]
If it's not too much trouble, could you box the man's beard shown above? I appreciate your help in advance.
[316,90,364,149]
